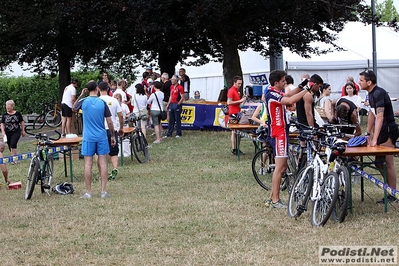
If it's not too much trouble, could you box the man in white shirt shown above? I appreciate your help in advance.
[61,79,78,136]
[113,80,127,103]
[99,82,124,180]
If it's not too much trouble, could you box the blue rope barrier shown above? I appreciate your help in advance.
[350,164,399,200]
[0,146,68,164]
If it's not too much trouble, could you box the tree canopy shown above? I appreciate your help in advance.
[1,0,398,98]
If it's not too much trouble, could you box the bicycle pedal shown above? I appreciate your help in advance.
[42,184,51,190]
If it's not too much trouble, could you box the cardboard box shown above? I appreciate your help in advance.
[58,149,81,160]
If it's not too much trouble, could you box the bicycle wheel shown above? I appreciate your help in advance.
[45,110,62,127]
[41,154,54,194]
[331,166,350,223]
[33,114,45,130]
[311,172,339,226]
[281,150,297,193]
[287,167,313,218]
[251,148,275,191]
[25,157,40,200]
[132,132,149,163]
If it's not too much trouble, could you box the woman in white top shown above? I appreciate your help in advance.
[147,81,165,143]
[342,82,362,110]
[133,83,149,138]
[317,83,333,122]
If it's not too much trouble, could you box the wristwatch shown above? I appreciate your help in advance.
[365,132,370,136]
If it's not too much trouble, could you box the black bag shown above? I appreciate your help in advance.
[160,110,167,120]
[154,92,167,121]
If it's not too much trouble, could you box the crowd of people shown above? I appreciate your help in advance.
[0,66,191,197]
[244,70,398,209]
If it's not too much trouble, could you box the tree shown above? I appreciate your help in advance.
[376,0,399,22]
[0,0,125,101]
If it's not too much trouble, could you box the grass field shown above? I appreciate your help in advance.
[0,128,398,265]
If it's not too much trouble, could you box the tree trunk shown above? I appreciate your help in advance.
[158,46,182,79]
[221,39,243,93]
[57,51,71,103]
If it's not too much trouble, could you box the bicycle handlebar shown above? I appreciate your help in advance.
[25,125,61,142]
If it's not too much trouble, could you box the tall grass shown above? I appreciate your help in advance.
[0,129,398,265]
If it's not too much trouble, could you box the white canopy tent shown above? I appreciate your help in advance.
[178,22,399,110]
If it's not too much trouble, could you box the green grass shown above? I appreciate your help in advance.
[0,129,398,265]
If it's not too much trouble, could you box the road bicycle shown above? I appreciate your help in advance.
[128,113,149,163]
[33,103,62,129]
[287,125,339,226]
[25,126,61,200]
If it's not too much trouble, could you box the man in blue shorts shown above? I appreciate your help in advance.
[359,70,399,203]
[74,81,116,199]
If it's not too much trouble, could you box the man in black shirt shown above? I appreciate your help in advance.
[359,70,399,203]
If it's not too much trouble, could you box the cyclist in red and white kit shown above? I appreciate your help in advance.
[263,70,312,208]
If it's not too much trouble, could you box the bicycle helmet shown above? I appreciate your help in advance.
[52,182,74,195]
[228,113,242,124]
[128,112,137,123]
[347,136,368,147]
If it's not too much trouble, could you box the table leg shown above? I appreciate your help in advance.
[236,130,241,161]
[383,161,388,213]
[69,147,73,182]
[120,136,124,166]
[360,157,364,202]
[63,150,68,177]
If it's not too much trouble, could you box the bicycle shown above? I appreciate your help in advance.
[25,126,61,200]
[128,113,149,163]
[33,103,62,129]
[287,125,339,226]
[251,125,303,194]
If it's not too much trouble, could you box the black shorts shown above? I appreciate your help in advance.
[107,130,119,156]
[377,124,399,145]
[6,130,21,149]
[61,103,73,117]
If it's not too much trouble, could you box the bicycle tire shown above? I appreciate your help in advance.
[132,132,149,163]
[25,157,40,200]
[45,110,62,128]
[287,167,313,218]
[311,172,339,226]
[33,114,45,130]
[41,154,54,194]
[251,148,275,191]
[331,166,350,223]
[281,150,297,193]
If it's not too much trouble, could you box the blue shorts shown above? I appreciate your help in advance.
[81,139,110,156]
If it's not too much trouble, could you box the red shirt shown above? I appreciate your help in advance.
[227,86,241,115]
[170,84,184,103]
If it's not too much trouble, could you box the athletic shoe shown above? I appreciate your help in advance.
[101,191,110,199]
[270,199,287,209]
[175,135,181,138]
[258,167,265,175]
[264,198,271,206]
[108,168,118,180]
[153,140,161,144]
[80,192,92,199]
[376,195,398,204]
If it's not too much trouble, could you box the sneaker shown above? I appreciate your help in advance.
[265,198,271,206]
[163,135,171,139]
[101,191,110,199]
[108,168,118,180]
[153,139,161,144]
[376,195,398,204]
[270,199,287,209]
[80,192,92,199]
[237,149,245,155]
[258,167,265,175]
[175,135,181,138]
[232,149,237,155]
[61,134,66,138]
